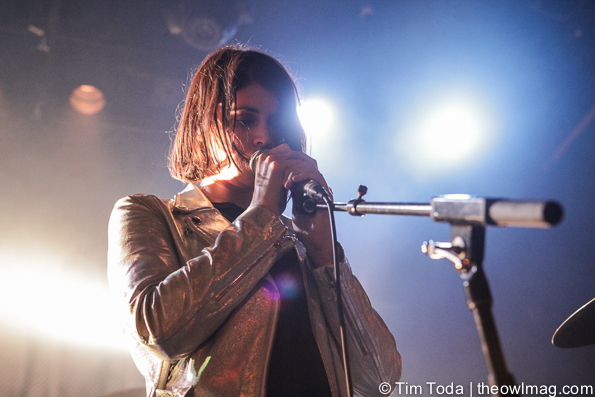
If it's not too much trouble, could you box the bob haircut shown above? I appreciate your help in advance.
[169,45,306,183]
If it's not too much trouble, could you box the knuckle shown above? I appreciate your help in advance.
[268,159,279,171]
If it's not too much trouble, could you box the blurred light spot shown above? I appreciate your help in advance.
[70,85,106,115]
[183,17,224,51]
[399,94,495,174]
[360,5,374,18]
[0,248,127,350]
[298,98,333,142]
[27,25,45,37]
[274,272,299,299]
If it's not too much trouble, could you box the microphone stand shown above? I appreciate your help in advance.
[313,186,563,397]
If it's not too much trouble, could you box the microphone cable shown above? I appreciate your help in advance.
[322,192,353,397]
[251,148,353,395]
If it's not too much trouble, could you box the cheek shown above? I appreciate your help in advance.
[230,126,250,148]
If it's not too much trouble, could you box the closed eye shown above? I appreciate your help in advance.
[232,111,258,130]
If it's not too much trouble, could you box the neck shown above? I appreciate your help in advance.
[198,180,252,209]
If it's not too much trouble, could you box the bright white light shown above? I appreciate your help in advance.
[0,248,128,351]
[421,104,484,159]
[298,98,333,141]
[399,94,495,174]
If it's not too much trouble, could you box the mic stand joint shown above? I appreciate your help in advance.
[346,185,368,216]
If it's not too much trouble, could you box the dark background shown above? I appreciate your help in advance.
[1,1,594,396]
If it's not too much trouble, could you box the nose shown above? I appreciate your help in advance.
[251,123,271,149]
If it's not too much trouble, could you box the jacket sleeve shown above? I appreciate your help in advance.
[107,195,287,360]
[307,247,402,397]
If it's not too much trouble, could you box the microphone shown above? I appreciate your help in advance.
[297,180,328,202]
[249,149,329,202]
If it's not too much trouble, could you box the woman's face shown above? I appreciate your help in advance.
[207,83,280,191]
[230,83,279,162]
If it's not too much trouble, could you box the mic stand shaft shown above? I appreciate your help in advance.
[448,224,518,397]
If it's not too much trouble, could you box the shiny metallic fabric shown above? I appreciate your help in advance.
[108,184,401,397]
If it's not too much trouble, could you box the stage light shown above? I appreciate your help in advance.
[298,98,334,143]
[166,0,252,51]
[0,248,127,351]
[69,85,106,115]
[399,94,495,174]
[420,102,485,159]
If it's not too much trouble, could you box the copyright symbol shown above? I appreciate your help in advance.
[379,382,392,395]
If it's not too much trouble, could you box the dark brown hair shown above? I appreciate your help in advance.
[169,45,306,183]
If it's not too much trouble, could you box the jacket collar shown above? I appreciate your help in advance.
[173,183,308,264]
[173,184,231,244]
[173,184,214,211]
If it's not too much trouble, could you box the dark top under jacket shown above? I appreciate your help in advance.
[213,202,332,397]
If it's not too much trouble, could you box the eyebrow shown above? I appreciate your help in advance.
[231,106,260,113]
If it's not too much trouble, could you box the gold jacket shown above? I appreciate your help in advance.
[108,184,401,397]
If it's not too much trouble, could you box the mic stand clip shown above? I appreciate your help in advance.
[345,185,368,216]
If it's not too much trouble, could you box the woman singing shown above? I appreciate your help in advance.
[108,45,401,397]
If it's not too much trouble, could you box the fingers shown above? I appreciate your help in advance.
[250,144,329,215]
[255,146,320,184]
[283,163,324,190]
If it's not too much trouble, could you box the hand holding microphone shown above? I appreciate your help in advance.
[250,147,330,198]
[249,144,334,267]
